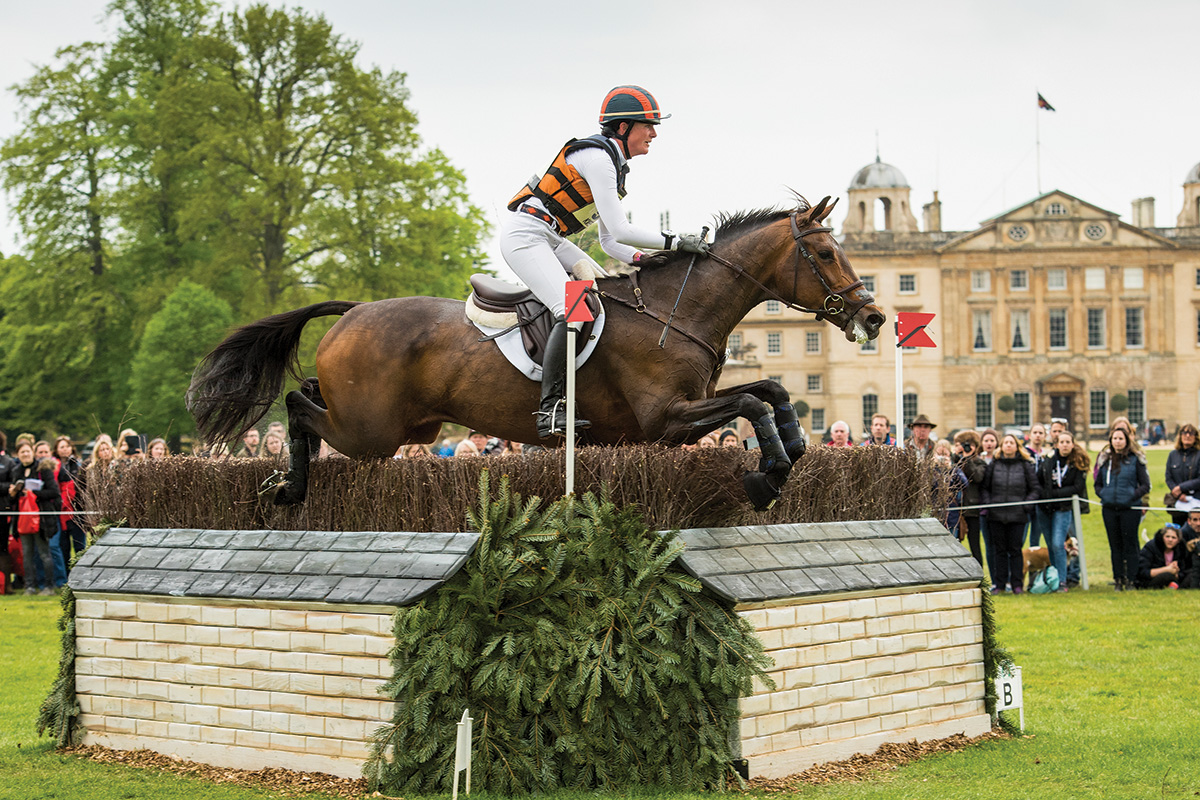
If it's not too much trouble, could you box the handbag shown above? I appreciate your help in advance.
[17,492,40,535]
[1030,565,1060,594]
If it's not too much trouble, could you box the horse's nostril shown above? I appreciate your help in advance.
[867,313,886,330]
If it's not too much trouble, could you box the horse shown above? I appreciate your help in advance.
[188,196,886,510]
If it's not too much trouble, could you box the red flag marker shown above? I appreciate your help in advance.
[896,312,936,348]
[565,280,594,323]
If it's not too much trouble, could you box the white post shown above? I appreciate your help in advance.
[565,322,577,496]
[894,339,905,449]
[1071,494,1088,590]
[452,708,473,800]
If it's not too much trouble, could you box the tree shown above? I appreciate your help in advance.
[128,281,233,439]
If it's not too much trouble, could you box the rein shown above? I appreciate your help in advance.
[706,211,871,331]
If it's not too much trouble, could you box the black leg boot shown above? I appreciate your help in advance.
[536,318,592,439]
[774,403,808,463]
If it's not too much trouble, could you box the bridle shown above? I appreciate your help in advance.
[706,210,874,331]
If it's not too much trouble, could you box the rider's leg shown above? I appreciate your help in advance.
[537,317,592,438]
[500,213,595,438]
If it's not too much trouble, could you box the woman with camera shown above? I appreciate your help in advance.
[953,430,988,571]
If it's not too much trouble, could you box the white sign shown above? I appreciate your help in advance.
[452,708,473,800]
[993,665,1024,731]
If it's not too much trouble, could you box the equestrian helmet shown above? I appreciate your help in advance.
[598,85,671,126]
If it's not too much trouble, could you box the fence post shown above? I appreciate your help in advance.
[1071,494,1088,591]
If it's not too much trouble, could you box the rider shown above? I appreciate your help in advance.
[502,85,710,439]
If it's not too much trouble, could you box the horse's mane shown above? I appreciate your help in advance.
[617,196,810,273]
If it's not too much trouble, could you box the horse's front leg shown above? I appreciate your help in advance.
[660,393,792,511]
[715,379,806,463]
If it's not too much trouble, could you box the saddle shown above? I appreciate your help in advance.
[467,274,601,367]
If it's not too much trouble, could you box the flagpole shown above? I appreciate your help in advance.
[1035,91,1041,195]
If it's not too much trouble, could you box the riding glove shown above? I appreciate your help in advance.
[675,233,710,255]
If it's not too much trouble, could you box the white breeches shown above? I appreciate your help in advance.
[500,211,602,318]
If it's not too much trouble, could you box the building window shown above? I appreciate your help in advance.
[768,374,783,384]
[861,275,876,293]
[766,331,782,355]
[811,408,825,432]
[860,338,878,353]
[1085,267,1106,291]
[1125,307,1144,348]
[1195,267,1200,288]
[975,392,993,428]
[1089,389,1108,429]
[806,374,822,393]
[1047,268,1067,290]
[1014,391,1031,428]
[1046,202,1068,216]
[1127,389,1145,425]
[805,331,821,354]
[903,393,918,426]
[861,394,878,434]
[971,270,991,293]
[1010,309,1030,351]
[765,299,782,314]
[972,310,992,351]
[1088,308,1106,349]
[898,274,916,294]
[727,332,742,358]
[1049,308,1068,350]
[1123,267,1144,290]
[1010,270,1029,291]
[1196,309,1200,346]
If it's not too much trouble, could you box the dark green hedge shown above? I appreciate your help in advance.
[364,473,774,794]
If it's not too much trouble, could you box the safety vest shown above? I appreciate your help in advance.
[508,135,628,235]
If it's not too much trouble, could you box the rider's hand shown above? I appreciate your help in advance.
[675,233,710,255]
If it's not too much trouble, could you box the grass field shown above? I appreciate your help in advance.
[1,446,1196,799]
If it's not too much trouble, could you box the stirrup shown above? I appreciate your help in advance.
[535,399,591,438]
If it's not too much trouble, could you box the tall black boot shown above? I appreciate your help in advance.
[536,318,592,439]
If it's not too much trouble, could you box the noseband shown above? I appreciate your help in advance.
[706,211,874,331]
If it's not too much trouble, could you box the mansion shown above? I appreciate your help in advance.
[721,158,1200,439]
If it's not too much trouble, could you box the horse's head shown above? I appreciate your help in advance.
[783,196,886,342]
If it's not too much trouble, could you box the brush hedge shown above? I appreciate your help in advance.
[86,444,952,532]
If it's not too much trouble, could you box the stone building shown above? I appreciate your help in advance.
[724,157,1200,439]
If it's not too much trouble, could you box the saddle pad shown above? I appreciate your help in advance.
[466,301,606,381]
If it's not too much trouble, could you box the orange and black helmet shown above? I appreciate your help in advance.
[598,85,670,126]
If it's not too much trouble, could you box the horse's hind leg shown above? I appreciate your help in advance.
[264,387,329,506]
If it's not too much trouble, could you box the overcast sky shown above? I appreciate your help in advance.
[4,0,1200,273]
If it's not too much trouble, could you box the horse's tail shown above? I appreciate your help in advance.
[187,300,361,445]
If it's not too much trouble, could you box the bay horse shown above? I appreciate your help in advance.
[188,196,885,509]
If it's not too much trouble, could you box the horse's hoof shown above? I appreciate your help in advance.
[259,472,302,506]
[743,471,781,511]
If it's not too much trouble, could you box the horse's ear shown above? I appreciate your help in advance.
[815,196,839,223]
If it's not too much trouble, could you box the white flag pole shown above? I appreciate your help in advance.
[566,322,577,496]
[895,333,905,450]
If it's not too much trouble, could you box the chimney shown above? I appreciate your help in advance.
[922,191,942,233]
[1130,197,1155,228]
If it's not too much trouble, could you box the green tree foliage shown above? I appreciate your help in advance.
[365,473,774,795]
[128,281,233,439]
[0,0,487,434]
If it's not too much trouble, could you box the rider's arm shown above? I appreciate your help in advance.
[571,147,670,259]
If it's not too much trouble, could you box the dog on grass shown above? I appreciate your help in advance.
[1022,546,1050,590]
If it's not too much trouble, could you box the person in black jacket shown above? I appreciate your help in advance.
[1038,430,1090,593]
[953,430,989,573]
[1136,526,1187,589]
[1165,423,1200,527]
[1094,426,1151,591]
[983,433,1040,594]
[8,441,60,595]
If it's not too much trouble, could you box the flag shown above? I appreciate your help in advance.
[895,312,937,348]
[1037,92,1055,112]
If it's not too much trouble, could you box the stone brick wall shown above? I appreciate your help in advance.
[737,582,990,778]
[74,594,395,778]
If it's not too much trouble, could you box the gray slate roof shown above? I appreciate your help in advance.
[674,518,981,604]
[69,528,478,606]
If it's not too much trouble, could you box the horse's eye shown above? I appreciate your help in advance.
[818,250,833,260]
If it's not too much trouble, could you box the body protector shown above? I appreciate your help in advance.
[508,135,627,235]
